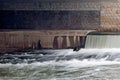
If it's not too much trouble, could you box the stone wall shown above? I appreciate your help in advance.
[0,30,92,49]
[1,0,120,29]
[0,10,100,30]
[101,0,120,28]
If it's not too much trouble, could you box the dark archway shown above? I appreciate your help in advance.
[53,36,59,48]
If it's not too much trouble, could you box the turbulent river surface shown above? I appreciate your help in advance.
[0,49,120,80]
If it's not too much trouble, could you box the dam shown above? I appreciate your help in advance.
[1,0,120,80]
[1,0,120,51]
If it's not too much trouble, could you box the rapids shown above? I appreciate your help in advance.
[0,49,120,80]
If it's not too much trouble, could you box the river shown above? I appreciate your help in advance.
[0,49,120,80]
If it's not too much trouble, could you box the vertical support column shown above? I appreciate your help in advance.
[57,36,63,49]
[75,36,80,47]
[78,36,80,46]
[74,36,76,47]
[66,36,70,48]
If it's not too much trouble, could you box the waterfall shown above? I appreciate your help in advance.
[85,34,120,48]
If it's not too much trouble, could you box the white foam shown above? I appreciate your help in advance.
[65,59,120,68]
[42,48,120,56]
[0,63,13,68]
[1,49,120,69]
[0,59,120,72]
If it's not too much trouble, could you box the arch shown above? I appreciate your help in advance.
[53,36,59,48]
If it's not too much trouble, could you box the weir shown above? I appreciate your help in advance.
[85,32,120,48]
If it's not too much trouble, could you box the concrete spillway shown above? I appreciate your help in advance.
[85,32,120,48]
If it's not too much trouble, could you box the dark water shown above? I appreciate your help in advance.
[0,49,120,80]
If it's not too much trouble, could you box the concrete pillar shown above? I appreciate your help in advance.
[75,36,79,47]
[73,36,76,47]
[62,36,67,48]
[66,36,70,48]
[57,36,63,49]
[78,36,80,46]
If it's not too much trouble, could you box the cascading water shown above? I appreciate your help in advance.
[85,34,120,48]
[1,49,120,80]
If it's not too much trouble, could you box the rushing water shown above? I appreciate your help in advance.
[0,49,120,80]
[85,35,120,48]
